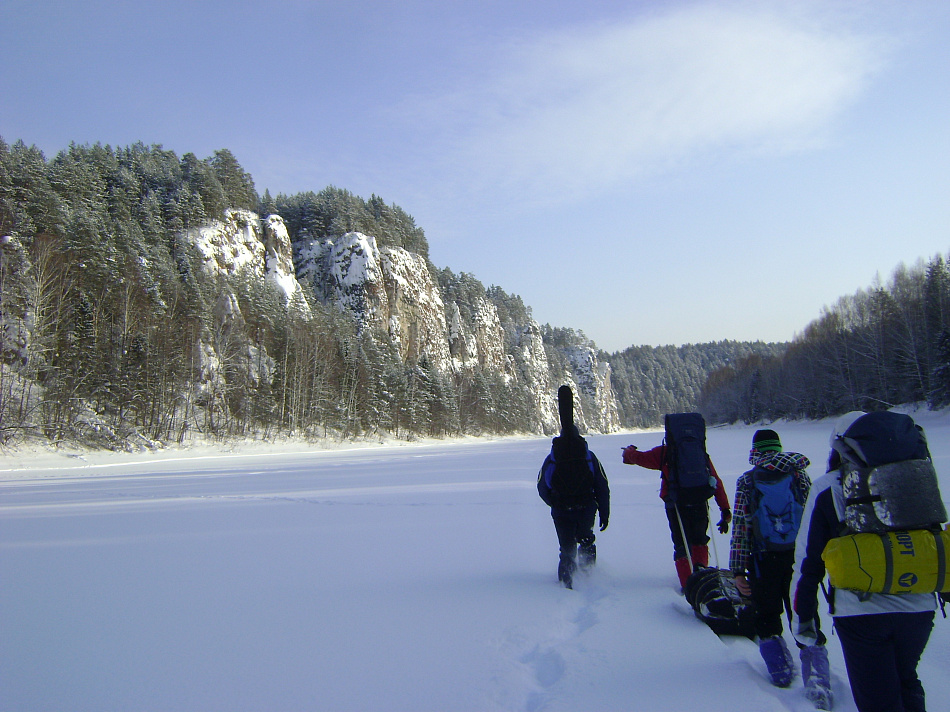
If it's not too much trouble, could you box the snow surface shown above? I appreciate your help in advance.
[2,412,949,712]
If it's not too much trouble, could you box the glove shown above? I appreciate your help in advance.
[622,445,638,464]
[795,617,819,647]
[599,515,609,531]
[717,508,731,534]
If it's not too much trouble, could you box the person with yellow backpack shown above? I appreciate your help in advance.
[792,411,946,712]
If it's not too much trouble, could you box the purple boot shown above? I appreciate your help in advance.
[801,644,833,709]
[759,636,795,687]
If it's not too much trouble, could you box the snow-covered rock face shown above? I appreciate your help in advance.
[297,232,452,369]
[513,323,559,433]
[379,245,452,368]
[565,347,621,434]
[263,215,311,314]
[447,296,508,374]
[189,209,263,276]
[190,218,620,434]
[293,230,621,433]
[4,206,619,435]
[188,210,309,312]
[180,211,293,391]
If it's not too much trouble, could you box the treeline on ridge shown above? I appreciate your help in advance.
[0,139,587,446]
[698,257,950,422]
[608,341,788,428]
[2,138,947,449]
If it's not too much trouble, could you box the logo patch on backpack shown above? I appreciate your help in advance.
[750,472,803,552]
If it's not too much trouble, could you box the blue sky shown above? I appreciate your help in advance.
[2,1,948,352]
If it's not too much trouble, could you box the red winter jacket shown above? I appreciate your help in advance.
[622,444,730,511]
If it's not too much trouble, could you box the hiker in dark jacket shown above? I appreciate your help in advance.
[622,438,730,589]
[729,429,825,698]
[538,386,610,589]
[792,411,938,712]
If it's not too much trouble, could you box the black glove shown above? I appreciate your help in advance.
[717,509,731,534]
[599,515,609,532]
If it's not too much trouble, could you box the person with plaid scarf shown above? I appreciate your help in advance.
[729,430,830,703]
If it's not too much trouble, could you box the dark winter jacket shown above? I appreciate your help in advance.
[538,434,610,520]
[622,445,730,512]
[729,451,811,574]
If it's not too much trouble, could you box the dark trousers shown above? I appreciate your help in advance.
[551,504,597,576]
[834,610,934,712]
[665,502,709,560]
[749,550,794,639]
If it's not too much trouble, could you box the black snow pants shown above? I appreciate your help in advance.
[665,501,709,561]
[749,550,795,639]
[551,503,597,580]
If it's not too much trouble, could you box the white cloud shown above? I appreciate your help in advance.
[412,3,888,202]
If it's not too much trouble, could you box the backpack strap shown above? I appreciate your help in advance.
[935,529,947,593]
[820,580,836,616]
[878,532,895,595]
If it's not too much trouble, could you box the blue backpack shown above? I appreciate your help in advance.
[750,471,803,552]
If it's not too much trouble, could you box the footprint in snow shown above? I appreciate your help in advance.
[521,645,566,688]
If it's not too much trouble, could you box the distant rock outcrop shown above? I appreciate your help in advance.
[294,230,619,433]
[177,215,619,434]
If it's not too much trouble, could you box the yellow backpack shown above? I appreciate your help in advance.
[822,412,948,596]
[823,527,950,595]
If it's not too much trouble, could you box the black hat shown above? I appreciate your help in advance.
[752,429,782,452]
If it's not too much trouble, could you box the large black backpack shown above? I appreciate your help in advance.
[664,412,715,504]
[823,411,950,595]
[543,384,595,507]
[549,438,595,506]
[834,411,946,534]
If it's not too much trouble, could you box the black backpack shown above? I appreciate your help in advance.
[548,438,595,506]
[664,412,715,504]
[540,385,596,508]
[834,411,946,534]
[823,411,950,596]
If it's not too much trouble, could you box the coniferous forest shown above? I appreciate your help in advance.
[1,138,948,450]
[0,139,553,447]
[698,259,950,423]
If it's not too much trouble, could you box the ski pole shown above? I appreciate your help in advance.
[674,503,694,572]
[706,499,722,568]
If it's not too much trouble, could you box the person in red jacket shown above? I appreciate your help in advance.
[623,419,731,590]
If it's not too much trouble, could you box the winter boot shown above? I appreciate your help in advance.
[675,557,693,590]
[558,558,575,589]
[801,644,833,710]
[759,636,795,687]
[578,537,596,570]
[690,545,709,569]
